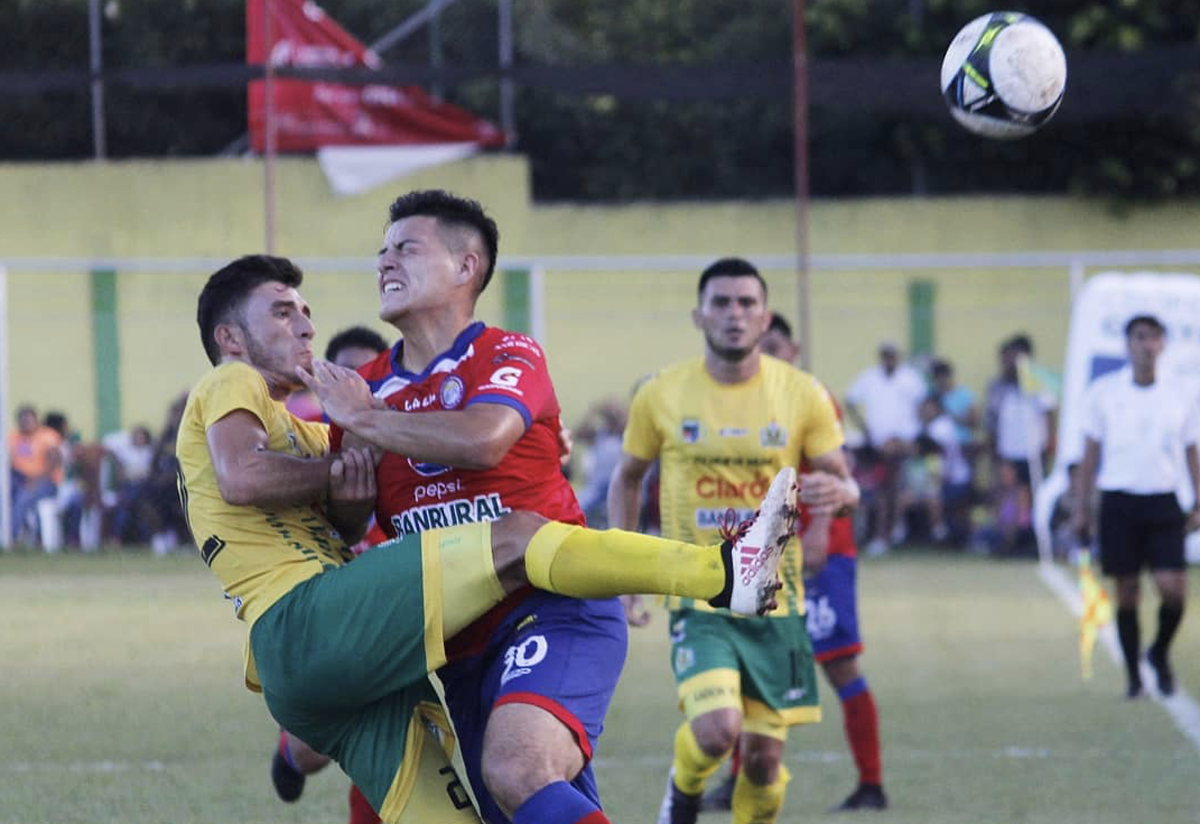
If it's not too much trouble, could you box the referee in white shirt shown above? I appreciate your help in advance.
[1072,314,1200,698]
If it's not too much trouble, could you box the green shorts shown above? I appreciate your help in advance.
[250,525,502,822]
[667,609,821,740]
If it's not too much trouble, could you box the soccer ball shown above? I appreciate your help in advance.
[940,11,1067,139]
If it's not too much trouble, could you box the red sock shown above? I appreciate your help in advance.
[348,784,381,824]
[841,687,882,785]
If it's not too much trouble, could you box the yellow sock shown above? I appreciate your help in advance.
[524,523,726,601]
[672,722,728,796]
[732,764,790,824]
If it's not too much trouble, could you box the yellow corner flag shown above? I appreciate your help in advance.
[1078,549,1112,679]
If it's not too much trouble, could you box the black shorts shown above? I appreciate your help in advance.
[1098,491,1186,576]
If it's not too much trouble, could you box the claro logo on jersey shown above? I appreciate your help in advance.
[695,474,772,500]
[390,493,513,538]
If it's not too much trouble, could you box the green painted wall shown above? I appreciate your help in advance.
[1,155,1198,439]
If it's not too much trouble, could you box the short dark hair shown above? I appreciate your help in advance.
[43,411,68,436]
[197,255,304,366]
[325,326,388,362]
[697,257,767,299]
[388,189,499,294]
[931,358,952,378]
[768,312,793,339]
[1007,333,1033,355]
[1124,313,1165,337]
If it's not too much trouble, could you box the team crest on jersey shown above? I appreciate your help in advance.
[760,422,787,448]
[681,418,701,443]
[439,375,465,409]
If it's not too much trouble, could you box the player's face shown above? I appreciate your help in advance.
[237,281,315,394]
[760,328,799,364]
[693,275,769,363]
[377,216,468,324]
[1126,324,1164,371]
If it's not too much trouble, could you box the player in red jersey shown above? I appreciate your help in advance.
[702,313,887,813]
[309,190,626,824]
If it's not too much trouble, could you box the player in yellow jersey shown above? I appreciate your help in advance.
[608,258,859,824]
[177,254,799,824]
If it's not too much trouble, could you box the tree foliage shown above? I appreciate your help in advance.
[1,0,1197,200]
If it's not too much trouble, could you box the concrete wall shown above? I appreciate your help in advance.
[2,154,1198,439]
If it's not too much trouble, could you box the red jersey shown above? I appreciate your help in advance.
[332,322,584,655]
[798,389,857,558]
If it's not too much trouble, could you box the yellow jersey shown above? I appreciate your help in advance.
[176,361,353,632]
[623,356,843,615]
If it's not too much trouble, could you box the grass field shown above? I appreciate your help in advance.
[2,549,1198,824]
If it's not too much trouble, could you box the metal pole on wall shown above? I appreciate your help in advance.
[0,266,11,548]
[263,0,278,254]
[792,0,811,369]
[88,0,107,159]
[498,0,516,148]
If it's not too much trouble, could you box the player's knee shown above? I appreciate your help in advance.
[740,746,782,785]
[480,751,555,813]
[692,715,739,758]
[490,511,549,579]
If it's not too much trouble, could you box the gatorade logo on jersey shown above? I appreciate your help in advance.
[489,366,522,387]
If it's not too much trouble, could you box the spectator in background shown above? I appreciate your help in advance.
[108,425,157,545]
[930,358,978,456]
[144,393,189,554]
[9,405,63,546]
[985,334,1056,556]
[573,398,626,528]
[918,395,973,545]
[844,342,927,555]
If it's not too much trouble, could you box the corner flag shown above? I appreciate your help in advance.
[1078,549,1112,679]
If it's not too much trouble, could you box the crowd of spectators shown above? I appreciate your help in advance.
[8,331,1057,557]
[843,333,1057,556]
[6,396,188,552]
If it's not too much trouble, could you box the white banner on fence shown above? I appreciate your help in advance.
[1035,271,1200,563]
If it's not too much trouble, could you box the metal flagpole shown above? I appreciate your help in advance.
[88,0,107,160]
[792,0,811,369]
[0,265,11,548]
[263,0,278,254]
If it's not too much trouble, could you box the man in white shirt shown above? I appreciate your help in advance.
[845,342,926,555]
[1071,314,1200,699]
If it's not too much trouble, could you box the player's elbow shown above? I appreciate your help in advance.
[445,437,506,470]
[216,475,256,507]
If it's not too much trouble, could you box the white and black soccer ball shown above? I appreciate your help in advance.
[941,11,1067,139]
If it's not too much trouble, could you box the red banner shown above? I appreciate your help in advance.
[247,0,504,152]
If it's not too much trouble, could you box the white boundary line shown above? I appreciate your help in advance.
[1037,561,1200,753]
